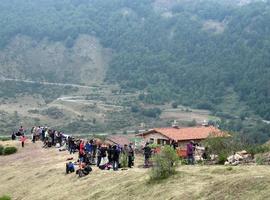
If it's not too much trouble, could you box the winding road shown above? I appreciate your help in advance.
[0,77,96,89]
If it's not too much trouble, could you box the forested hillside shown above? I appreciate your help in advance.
[0,0,270,141]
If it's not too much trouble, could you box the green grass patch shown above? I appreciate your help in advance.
[0,195,11,200]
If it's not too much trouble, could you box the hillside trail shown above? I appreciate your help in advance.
[0,77,96,89]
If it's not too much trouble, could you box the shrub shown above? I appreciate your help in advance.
[218,152,229,165]
[255,154,264,165]
[0,145,4,155]
[3,147,17,155]
[0,137,10,141]
[141,108,161,118]
[187,119,197,127]
[203,135,243,164]
[0,195,11,200]
[246,145,270,156]
[171,102,178,109]
[150,146,179,181]
[226,166,233,171]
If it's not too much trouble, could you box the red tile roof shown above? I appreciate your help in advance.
[106,135,131,146]
[137,126,228,141]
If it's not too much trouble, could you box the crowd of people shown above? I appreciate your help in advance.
[11,125,142,177]
[11,125,200,178]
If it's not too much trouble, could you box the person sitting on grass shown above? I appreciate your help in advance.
[76,162,92,177]
[66,162,75,174]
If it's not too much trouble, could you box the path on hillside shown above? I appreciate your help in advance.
[0,77,96,89]
[56,96,123,109]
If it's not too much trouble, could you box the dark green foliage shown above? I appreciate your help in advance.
[131,105,140,113]
[203,135,245,164]
[171,102,178,109]
[40,107,64,119]
[246,145,270,157]
[141,108,161,118]
[150,145,179,181]
[0,145,4,155]
[0,137,10,141]
[3,147,17,155]
[187,119,197,127]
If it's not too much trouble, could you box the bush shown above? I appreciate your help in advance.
[246,145,270,156]
[171,102,178,109]
[0,145,4,155]
[255,154,264,165]
[0,137,10,141]
[0,195,11,200]
[141,108,161,118]
[150,146,179,181]
[3,147,17,155]
[203,135,243,164]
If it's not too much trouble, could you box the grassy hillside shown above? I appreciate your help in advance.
[1,140,270,200]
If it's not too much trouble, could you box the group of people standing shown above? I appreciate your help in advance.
[74,139,135,171]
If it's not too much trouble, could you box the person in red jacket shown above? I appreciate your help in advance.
[20,134,27,148]
[79,140,85,162]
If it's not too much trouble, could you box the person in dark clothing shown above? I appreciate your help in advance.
[76,163,92,177]
[112,145,120,171]
[41,128,45,141]
[92,140,97,164]
[11,132,16,140]
[143,142,152,168]
[202,147,209,160]
[69,137,76,154]
[66,162,75,174]
[128,143,134,168]
[18,126,24,135]
[96,145,102,167]
[171,140,177,150]
[107,145,113,164]
[187,140,195,165]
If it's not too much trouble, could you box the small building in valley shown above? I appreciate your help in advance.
[136,126,227,148]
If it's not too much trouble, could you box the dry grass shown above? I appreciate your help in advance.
[1,141,270,200]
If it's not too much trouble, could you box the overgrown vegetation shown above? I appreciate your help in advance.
[203,135,245,164]
[150,145,179,181]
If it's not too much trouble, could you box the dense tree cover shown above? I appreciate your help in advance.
[0,0,270,141]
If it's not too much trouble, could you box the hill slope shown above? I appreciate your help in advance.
[0,0,269,120]
[1,141,270,200]
[0,0,270,142]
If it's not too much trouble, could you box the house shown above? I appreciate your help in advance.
[136,126,228,148]
[105,135,132,147]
